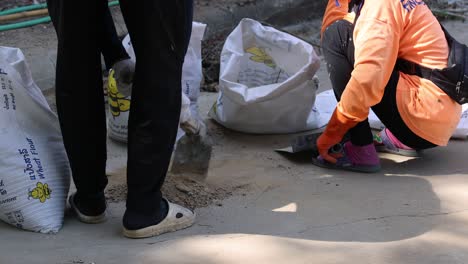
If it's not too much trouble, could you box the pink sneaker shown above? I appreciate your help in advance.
[373,128,419,157]
[313,142,381,173]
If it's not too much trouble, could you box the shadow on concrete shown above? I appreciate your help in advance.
[379,141,468,176]
[203,123,468,243]
[0,123,464,263]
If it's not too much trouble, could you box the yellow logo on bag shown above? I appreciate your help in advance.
[108,70,131,117]
[29,182,51,203]
[246,47,276,68]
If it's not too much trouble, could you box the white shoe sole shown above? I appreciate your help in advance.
[376,145,420,157]
[69,194,107,224]
[123,199,195,239]
[375,129,420,157]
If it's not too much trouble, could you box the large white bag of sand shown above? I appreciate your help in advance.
[108,22,207,142]
[209,18,324,134]
[0,46,70,233]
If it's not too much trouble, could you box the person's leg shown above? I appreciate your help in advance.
[101,5,129,70]
[321,20,436,153]
[321,20,374,146]
[183,0,194,55]
[47,0,108,217]
[371,72,437,150]
[46,0,59,30]
[119,0,191,230]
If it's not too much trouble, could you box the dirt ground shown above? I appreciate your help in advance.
[0,0,45,11]
[102,111,255,210]
[198,0,468,91]
[1,1,468,263]
[2,0,467,212]
[1,0,466,92]
[0,0,261,11]
[105,172,248,210]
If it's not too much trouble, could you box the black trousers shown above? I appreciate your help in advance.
[47,0,192,215]
[47,0,129,71]
[321,20,436,149]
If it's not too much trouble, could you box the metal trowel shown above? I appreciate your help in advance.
[275,131,350,155]
[171,115,213,177]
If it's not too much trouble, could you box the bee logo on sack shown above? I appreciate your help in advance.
[28,182,51,203]
[246,47,277,68]
[108,70,131,117]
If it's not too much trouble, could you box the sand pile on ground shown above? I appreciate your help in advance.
[106,173,249,209]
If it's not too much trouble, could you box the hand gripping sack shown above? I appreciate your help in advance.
[0,47,70,233]
[209,18,323,134]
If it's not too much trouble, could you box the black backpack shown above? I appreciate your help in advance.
[397,26,468,105]
[352,0,468,105]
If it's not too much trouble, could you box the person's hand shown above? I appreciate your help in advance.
[113,58,135,97]
[316,108,358,163]
[317,130,342,164]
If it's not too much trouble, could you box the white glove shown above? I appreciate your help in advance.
[180,93,205,135]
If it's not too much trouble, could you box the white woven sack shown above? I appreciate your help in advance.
[0,46,70,233]
[209,18,323,134]
[108,22,207,142]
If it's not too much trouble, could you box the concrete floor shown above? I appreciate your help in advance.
[1,90,467,264]
[0,5,468,264]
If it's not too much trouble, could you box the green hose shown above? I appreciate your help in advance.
[0,3,47,16]
[0,1,120,32]
[0,16,51,32]
[108,1,120,8]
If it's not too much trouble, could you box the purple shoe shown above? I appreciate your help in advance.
[312,142,381,173]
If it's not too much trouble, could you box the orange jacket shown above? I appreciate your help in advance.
[322,0,462,146]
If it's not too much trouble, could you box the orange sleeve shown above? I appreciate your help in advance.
[337,0,403,122]
[321,0,350,37]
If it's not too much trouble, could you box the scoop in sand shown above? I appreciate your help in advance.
[171,116,213,177]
